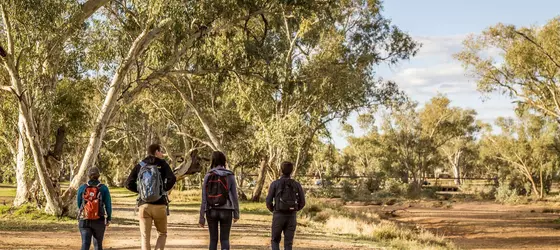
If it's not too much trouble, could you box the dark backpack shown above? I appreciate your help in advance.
[206,173,229,208]
[274,179,299,212]
[78,183,104,220]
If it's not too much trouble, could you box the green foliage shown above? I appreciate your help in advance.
[383,179,408,197]
[456,18,560,122]
[480,112,560,198]
[495,183,521,204]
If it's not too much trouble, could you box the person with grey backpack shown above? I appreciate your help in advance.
[126,144,176,250]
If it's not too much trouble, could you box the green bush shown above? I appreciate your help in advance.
[495,183,520,203]
[0,205,10,215]
[383,179,407,196]
[341,180,355,200]
[477,186,496,200]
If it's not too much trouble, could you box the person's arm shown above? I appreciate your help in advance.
[76,184,85,210]
[199,174,209,226]
[125,165,140,193]
[297,182,306,211]
[228,174,240,220]
[265,181,275,212]
[101,185,112,222]
[161,161,177,192]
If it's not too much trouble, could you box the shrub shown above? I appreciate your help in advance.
[383,178,408,196]
[495,183,520,204]
[341,180,355,200]
[301,203,322,218]
[313,210,332,223]
[476,186,496,200]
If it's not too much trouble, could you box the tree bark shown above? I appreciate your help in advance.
[13,113,30,207]
[251,158,268,202]
[452,151,462,185]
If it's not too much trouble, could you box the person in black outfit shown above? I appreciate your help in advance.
[198,151,240,250]
[125,144,176,250]
[266,161,306,250]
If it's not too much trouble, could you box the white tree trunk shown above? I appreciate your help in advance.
[13,113,29,207]
[61,20,171,207]
[452,151,462,185]
[251,158,269,202]
[2,0,112,215]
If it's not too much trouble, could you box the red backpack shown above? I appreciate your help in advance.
[80,183,103,220]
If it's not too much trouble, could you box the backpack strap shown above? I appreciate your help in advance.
[77,183,89,220]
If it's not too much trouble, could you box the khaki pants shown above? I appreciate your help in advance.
[139,204,167,250]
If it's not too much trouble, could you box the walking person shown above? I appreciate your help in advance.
[126,144,177,250]
[199,151,240,250]
[266,161,306,250]
[77,167,112,250]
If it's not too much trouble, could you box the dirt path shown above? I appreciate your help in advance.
[0,192,379,250]
[386,201,560,250]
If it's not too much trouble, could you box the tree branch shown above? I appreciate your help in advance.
[46,0,111,57]
[0,85,12,92]
[0,4,14,56]
[118,9,268,102]
[514,30,560,71]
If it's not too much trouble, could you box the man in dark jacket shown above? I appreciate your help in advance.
[266,161,306,250]
[126,144,176,250]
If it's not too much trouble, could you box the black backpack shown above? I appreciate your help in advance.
[274,179,299,212]
[206,173,229,207]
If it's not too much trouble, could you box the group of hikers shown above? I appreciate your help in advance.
[77,144,306,250]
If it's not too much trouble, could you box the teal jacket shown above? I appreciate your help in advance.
[77,180,112,221]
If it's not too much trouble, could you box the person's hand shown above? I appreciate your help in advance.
[233,218,239,223]
[198,223,204,228]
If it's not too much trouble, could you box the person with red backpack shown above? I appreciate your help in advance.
[198,151,240,250]
[266,161,306,250]
[77,167,112,250]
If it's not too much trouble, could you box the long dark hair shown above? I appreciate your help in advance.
[210,151,226,169]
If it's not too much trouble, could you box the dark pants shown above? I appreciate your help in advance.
[271,212,297,250]
[207,209,233,250]
[79,219,106,250]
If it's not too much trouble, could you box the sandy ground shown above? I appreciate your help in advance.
[0,192,380,250]
[378,201,560,250]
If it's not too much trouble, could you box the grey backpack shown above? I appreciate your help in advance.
[137,161,164,203]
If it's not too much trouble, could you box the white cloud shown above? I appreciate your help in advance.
[328,34,515,149]
[414,35,468,59]
[391,63,476,97]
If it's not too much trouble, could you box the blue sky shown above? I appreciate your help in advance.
[329,0,560,148]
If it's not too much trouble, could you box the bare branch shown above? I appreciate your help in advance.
[0,85,12,92]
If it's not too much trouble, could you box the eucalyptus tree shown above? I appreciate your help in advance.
[480,113,560,198]
[1,0,276,215]
[457,18,560,123]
